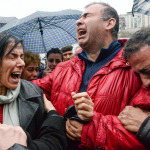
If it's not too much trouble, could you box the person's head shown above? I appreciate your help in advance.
[21,50,40,81]
[0,32,25,90]
[46,48,63,71]
[123,27,150,89]
[76,2,119,52]
[73,45,81,55]
[61,45,74,61]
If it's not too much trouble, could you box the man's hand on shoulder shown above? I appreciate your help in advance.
[118,106,149,133]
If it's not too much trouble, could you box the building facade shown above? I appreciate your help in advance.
[119,12,150,30]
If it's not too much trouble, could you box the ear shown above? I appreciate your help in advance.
[106,18,116,31]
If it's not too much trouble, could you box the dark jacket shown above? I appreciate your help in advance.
[137,116,150,149]
[8,79,67,150]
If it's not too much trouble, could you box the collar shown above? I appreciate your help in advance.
[78,40,122,63]
[19,79,41,99]
[18,79,41,130]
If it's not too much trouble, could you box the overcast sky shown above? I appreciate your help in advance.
[0,0,133,19]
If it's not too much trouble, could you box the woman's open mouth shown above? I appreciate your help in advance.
[11,72,21,81]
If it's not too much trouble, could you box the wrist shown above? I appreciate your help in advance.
[46,107,56,113]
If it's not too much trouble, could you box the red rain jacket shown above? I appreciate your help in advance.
[33,40,148,150]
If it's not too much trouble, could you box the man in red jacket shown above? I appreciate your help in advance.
[118,27,150,149]
[32,2,147,150]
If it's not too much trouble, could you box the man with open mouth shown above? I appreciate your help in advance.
[33,2,148,150]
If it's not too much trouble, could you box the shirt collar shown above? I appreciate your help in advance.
[78,40,122,63]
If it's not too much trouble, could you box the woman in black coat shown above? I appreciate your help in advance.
[0,32,67,150]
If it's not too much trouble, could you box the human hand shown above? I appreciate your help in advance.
[66,119,83,141]
[43,94,56,113]
[0,124,27,150]
[71,92,94,121]
[118,106,149,133]
[42,67,52,78]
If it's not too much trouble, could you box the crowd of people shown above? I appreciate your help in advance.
[0,1,150,150]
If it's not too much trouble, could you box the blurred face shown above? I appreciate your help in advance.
[21,62,39,81]
[63,50,74,61]
[47,53,62,71]
[76,4,107,51]
[128,45,150,89]
[0,43,25,89]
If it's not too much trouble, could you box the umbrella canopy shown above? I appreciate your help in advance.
[0,9,82,53]
[132,0,150,16]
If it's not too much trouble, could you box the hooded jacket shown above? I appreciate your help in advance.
[33,40,148,150]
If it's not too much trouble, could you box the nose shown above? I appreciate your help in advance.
[17,58,25,68]
[67,54,70,59]
[140,75,150,88]
[76,18,83,26]
[52,61,57,66]
[33,70,39,78]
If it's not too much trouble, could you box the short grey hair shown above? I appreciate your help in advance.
[85,2,119,39]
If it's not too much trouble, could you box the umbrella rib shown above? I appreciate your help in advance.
[39,16,56,28]
[52,24,77,40]
[42,15,78,28]
[45,18,77,28]
[22,21,39,36]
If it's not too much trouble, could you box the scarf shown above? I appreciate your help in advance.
[0,80,20,126]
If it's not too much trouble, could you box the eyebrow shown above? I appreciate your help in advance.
[80,13,92,18]
[27,67,39,69]
[139,68,150,74]
[6,52,24,57]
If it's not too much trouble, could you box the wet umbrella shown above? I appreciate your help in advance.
[132,0,150,16]
[0,9,82,55]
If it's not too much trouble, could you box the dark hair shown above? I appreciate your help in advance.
[85,2,119,39]
[24,50,41,67]
[123,27,150,59]
[0,32,23,65]
[61,45,73,53]
[47,48,63,61]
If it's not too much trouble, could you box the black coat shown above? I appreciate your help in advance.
[8,79,67,150]
[137,116,150,149]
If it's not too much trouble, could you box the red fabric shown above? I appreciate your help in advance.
[118,38,128,47]
[32,39,148,150]
[0,105,3,124]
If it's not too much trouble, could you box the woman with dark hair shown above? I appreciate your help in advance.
[0,32,67,150]
[39,48,63,78]
[21,50,40,81]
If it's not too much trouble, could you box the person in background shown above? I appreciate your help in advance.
[73,44,81,55]
[0,32,67,150]
[118,27,150,149]
[39,48,63,78]
[21,50,40,81]
[61,45,74,61]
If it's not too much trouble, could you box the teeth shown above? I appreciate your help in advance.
[12,72,21,75]
[79,30,85,33]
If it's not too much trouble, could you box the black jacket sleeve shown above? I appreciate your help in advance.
[8,110,68,150]
[7,144,30,150]
[27,110,68,150]
[137,116,150,149]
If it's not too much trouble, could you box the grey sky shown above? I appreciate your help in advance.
[0,0,133,19]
